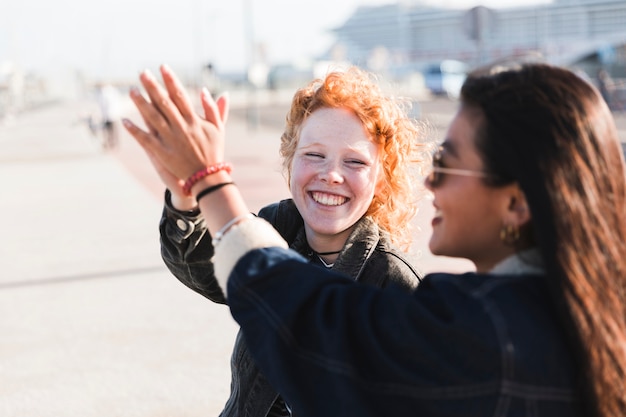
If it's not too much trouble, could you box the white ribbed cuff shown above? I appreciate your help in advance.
[213,217,288,298]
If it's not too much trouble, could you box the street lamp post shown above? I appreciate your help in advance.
[243,0,259,129]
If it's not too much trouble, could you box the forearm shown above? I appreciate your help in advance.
[160,189,226,303]
[189,172,289,297]
[191,171,250,240]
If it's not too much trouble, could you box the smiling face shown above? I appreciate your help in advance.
[289,107,381,251]
[425,106,523,272]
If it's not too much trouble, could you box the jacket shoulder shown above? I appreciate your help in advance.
[372,246,422,290]
[355,235,421,291]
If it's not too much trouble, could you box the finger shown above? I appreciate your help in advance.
[132,91,163,139]
[129,87,170,138]
[216,92,230,125]
[139,69,187,130]
[141,112,160,137]
[135,102,160,137]
[127,92,159,137]
[124,118,188,192]
[160,64,196,124]
[201,88,223,126]
[123,117,178,170]
[122,117,159,154]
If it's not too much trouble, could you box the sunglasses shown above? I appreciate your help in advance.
[426,146,492,187]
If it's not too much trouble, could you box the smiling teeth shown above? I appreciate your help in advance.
[312,192,347,206]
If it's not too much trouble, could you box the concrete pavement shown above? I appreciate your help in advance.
[2,91,624,417]
[1,99,240,417]
[0,94,341,417]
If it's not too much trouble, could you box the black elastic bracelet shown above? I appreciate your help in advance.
[195,181,235,203]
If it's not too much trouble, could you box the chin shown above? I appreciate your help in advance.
[428,239,442,256]
[313,226,345,236]
[429,242,456,258]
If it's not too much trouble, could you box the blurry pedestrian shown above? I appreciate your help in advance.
[95,83,122,150]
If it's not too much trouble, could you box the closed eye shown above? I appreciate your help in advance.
[304,152,324,159]
[346,159,367,166]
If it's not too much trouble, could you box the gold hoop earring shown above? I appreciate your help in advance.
[500,224,520,246]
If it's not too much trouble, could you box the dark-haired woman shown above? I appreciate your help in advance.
[125,63,626,416]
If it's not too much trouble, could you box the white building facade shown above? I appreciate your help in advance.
[331,0,626,76]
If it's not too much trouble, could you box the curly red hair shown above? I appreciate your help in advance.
[279,66,427,250]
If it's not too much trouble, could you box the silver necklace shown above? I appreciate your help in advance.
[317,255,334,268]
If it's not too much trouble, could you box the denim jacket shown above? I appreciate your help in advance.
[160,192,421,417]
[226,246,581,417]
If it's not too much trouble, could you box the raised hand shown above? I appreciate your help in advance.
[124,64,252,247]
[123,64,229,184]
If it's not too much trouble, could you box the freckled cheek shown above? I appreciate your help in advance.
[289,164,314,194]
[348,172,378,199]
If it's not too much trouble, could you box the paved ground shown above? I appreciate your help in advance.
[1,90,624,417]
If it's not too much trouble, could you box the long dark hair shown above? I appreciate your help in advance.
[461,63,626,417]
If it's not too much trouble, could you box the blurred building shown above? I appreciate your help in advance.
[0,61,52,119]
[331,0,626,76]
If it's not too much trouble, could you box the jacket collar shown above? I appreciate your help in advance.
[291,216,382,281]
[333,216,380,280]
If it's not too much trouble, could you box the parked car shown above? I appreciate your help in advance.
[424,60,468,99]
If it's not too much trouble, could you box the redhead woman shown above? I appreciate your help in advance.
[140,66,424,416]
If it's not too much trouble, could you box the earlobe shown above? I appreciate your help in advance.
[499,185,532,247]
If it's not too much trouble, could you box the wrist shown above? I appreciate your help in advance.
[190,171,233,198]
[183,162,232,196]
[170,191,198,211]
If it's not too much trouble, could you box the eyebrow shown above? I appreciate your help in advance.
[296,141,325,151]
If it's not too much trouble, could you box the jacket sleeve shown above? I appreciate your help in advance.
[160,189,226,303]
[159,195,297,304]
[226,248,500,416]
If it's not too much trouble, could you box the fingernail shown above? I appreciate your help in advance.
[143,69,155,80]
[122,118,133,128]
[129,86,140,97]
[201,87,211,98]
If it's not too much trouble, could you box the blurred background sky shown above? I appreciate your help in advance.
[0,0,549,81]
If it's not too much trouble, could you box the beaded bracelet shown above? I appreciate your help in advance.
[211,213,256,247]
[195,181,235,203]
[182,162,232,196]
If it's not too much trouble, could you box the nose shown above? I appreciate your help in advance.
[318,160,343,184]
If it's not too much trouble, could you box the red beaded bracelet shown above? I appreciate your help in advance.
[182,162,232,196]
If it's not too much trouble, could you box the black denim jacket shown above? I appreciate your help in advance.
[160,192,421,417]
[227,248,582,417]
